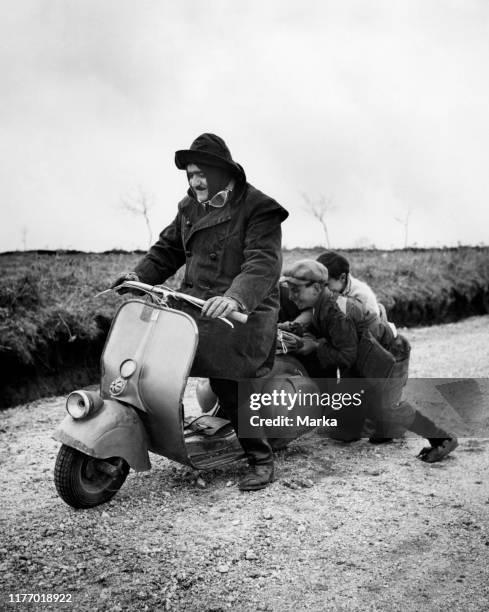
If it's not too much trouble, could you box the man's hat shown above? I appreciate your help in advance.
[175,133,245,179]
[281,259,329,285]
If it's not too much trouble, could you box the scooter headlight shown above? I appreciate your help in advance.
[120,359,137,379]
[66,390,103,420]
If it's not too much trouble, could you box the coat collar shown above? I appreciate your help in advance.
[183,181,247,242]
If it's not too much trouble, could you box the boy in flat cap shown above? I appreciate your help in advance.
[281,259,358,377]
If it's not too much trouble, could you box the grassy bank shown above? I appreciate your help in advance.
[1,247,488,408]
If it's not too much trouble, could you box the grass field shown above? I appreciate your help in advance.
[1,247,488,407]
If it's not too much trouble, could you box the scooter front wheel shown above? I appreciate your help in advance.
[54,445,129,509]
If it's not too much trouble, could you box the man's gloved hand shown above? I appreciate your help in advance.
[202,296,240,319]
[110,272,141,295]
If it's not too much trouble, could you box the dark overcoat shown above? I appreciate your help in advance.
[134,180,289,379]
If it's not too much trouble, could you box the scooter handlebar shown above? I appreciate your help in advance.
[112,281,249,325]
[226,310,248,325]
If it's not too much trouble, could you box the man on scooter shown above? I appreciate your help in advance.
[112,133,288,490]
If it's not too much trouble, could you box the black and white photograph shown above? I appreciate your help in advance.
[1,1,489,610]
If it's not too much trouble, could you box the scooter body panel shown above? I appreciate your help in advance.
[100,300,199,465]
[53,399,151,472]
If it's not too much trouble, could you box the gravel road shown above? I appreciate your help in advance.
[1,316,489,611]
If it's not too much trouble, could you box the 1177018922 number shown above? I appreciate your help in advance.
[8,593,72,603]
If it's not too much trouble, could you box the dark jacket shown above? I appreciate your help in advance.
[134,180,288,379]
[311,289,358,375]
[335,295,395,348]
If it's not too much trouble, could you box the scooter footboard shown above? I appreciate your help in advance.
[53,399,151,472]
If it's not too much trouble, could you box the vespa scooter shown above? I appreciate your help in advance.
[53,281,318,509]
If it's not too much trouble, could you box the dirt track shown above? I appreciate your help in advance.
[1,316,489,611]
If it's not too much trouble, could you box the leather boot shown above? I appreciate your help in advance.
[239,463,275,491]
[417,437,458,462]
[209,378,274,467]
[410,410,458,462]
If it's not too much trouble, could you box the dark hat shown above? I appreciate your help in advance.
[175,133,245,179]
[281,259,329,285]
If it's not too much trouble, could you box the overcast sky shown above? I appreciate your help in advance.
[1,0,488,251]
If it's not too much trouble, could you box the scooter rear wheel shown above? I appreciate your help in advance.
[54,445,129,509]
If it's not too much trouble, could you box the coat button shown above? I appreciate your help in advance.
[209,252,217,260]
[186,220,192,226]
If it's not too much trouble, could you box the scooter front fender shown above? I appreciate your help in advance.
[53,399,151,472]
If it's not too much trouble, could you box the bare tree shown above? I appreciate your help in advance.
[120,186,154,249]
[394,208,412,249]
[302,193,336,248]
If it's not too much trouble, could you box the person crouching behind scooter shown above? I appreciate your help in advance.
[282,259,458,463]
[316,250,387,322]
[281,260,359,378]
[315,250,458,460]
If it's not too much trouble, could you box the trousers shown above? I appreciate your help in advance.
[209,378,273,466]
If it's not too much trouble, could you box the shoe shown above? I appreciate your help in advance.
[239,464,275,491]
[417,437,458,463]
[268,438,290,452]
[369,437,394,445]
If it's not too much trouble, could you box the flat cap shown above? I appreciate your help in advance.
[281,259,329,285]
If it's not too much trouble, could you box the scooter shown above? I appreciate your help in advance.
[53,281,317,509]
